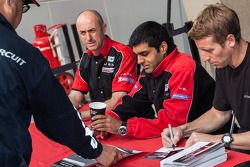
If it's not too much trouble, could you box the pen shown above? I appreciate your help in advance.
[229,111,235,134]
[168,124,175,150]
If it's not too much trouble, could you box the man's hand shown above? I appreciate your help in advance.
[91,115,122,134]
[68,90,84,109]
[96,145,123,166]
[185,132,221,147]
[161,126,183,147]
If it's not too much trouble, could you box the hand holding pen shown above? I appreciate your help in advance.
[168,124,176,150]
[161,124,183,148]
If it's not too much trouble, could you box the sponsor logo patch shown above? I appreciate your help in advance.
[165,84,169,92]
[102,67,114,73]
[107,56,115,62]
[172,94,189,100]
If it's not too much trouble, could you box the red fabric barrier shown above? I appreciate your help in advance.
[29,123,250,167]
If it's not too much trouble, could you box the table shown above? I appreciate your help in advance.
[29,123,250,167]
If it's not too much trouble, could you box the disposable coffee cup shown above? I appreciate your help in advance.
[89,102,106,119]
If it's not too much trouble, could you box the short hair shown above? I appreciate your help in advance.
[188,3,241,46]
[129,21,176,54]
[78,9,104,27]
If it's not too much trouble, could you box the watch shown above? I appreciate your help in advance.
[118,121,128,136]
[221,133,233,147]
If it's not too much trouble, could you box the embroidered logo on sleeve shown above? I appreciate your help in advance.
[118,73,135,83]
[77,112,98,149]
[118,76,134,83]
[172,94,189,100]
[0,48,26,66]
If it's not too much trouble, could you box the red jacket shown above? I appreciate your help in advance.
[110,48,215,138]
[72,36,137,102]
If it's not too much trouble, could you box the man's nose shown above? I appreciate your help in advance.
[137,55,144,64]
[200,51,210,62]
[86,32,92,40]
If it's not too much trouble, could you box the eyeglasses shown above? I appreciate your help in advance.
[22,0,30,13]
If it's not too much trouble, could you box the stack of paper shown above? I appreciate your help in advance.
[160,142,227,167]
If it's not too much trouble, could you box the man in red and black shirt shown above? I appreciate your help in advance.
[69,10,137,120]
[91,21,215,138]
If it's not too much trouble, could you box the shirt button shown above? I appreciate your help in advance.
[100,91,103,94]
[96,61,98,64]
[98,76,101,79]
[153,90,155,94]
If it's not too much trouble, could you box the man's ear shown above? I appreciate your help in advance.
[160,41,168,55]
[2,0,15,21]
[5,0,13,8]
[225,34,236,48]
[102,23,107,33]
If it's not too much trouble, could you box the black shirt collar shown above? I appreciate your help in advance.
[0,13,17,33]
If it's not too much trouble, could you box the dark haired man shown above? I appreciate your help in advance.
[92,21,215,138]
